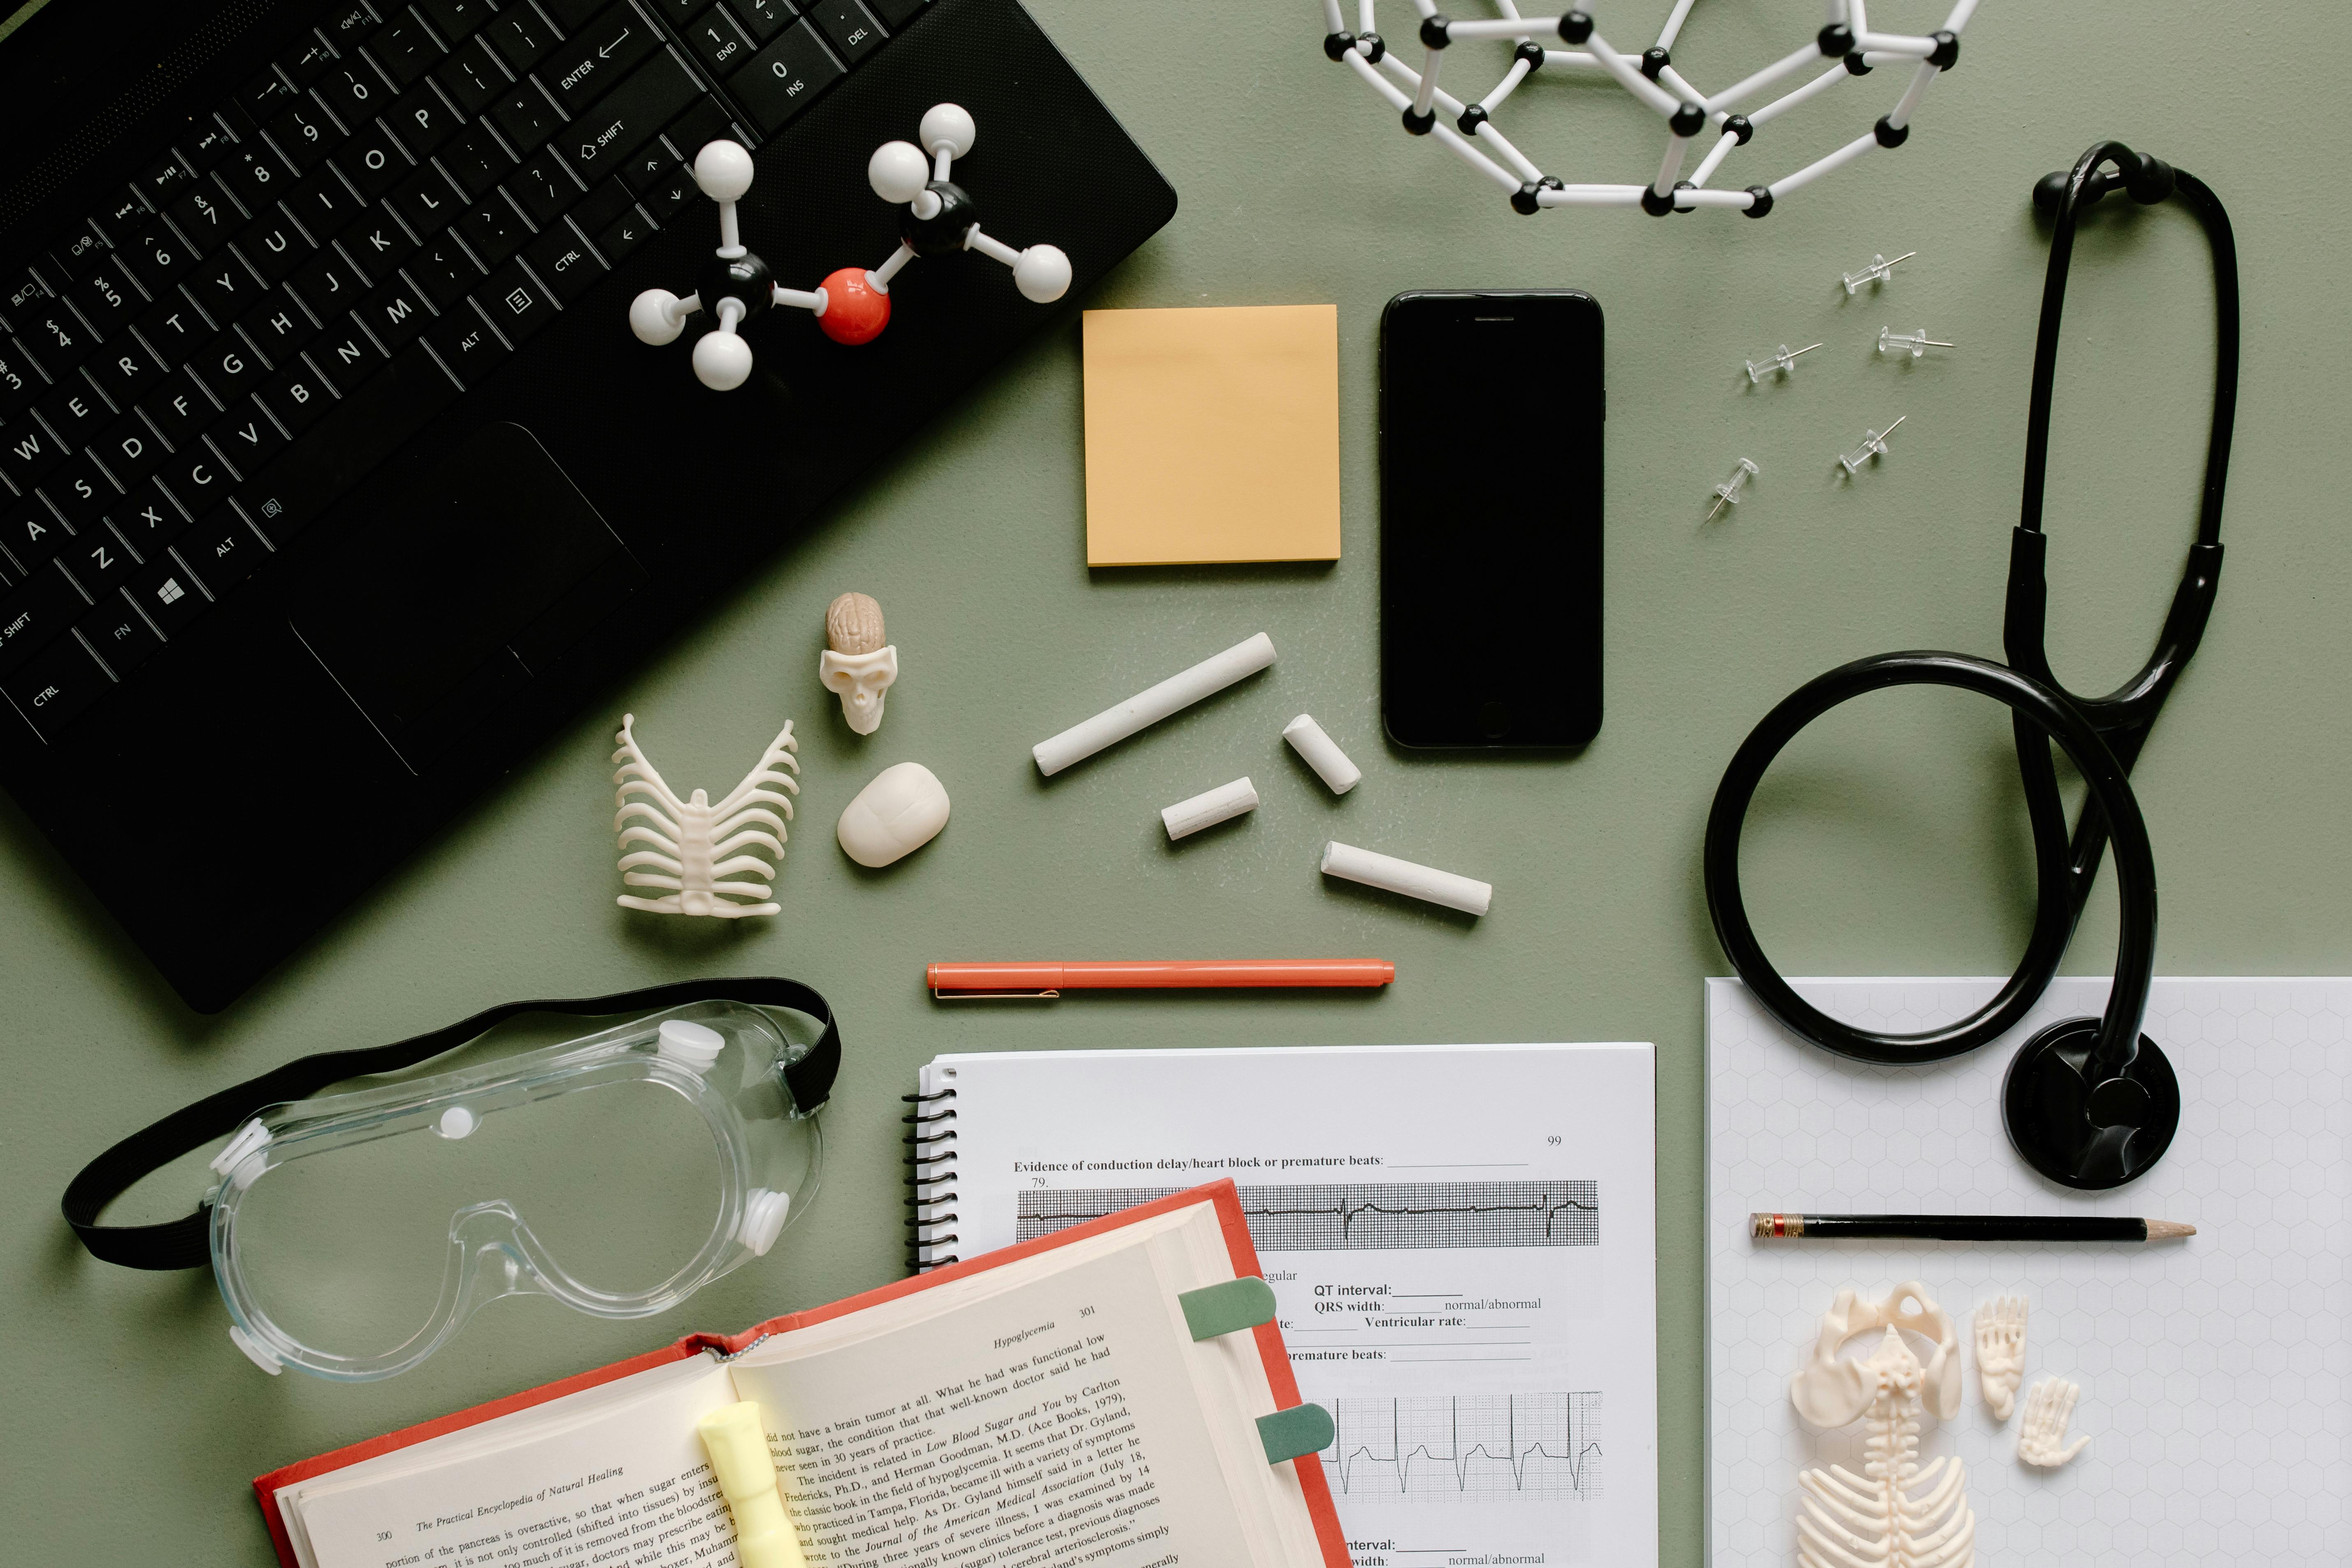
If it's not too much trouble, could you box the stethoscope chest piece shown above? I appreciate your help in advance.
[2002,1018,2180,1191]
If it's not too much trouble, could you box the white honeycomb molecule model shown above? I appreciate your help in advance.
[1319,0,1980,218]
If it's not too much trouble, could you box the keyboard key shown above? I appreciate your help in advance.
[320,3,376,48]
[729,21,843,134]
[210,402,288,473]
[357,279,434,351]
[617,144,677,196]
[187,250,265,323]
[184,117,238,171]
[88,333,169,405]
[290,247,363,319]
[141,366,220,446]
[97,185,150,234]
[3,267,48,322]
[35,375,113,447]
[240,66,303,123]
[194,332,269,401]
[487,4,561,73]
[335,121,417,200]
[91,416,164,484]
[127,554,207,636]
[390,165,465,236]
[3,624,111,739]
[39,450,118,527]
[0,341,42,418]
[640,161,700,221]
[389,80,465,157]
[17,298,93,368]
[647,0,712,23]
[571,176,633,237]
[0,560,89,675]
[310,316,388,388]
[544,5,660,112]
[504,151,582,226]
[682,7,753,75]
[867,0,924,26]
[116,222,202,295]
[338,208,420,281]
[803,0,885,62]
[179,514,263,590]
[541,0,606,23]
[268,100,347,175]
[662,95,738,158]
[240,286,320,358]
[560,53,702,182]
[522,221,602,304]
[159,442,235,516]
[440,121,517,197]
[134,298,215,363]
[61,518,135,595]
[407,237,483,309]
[285,164,365,240]
[476,259,554,342]
[139,150,199,208]
[424,300,509,382]
[459,192,529,263]
[234,215,314,285]
[114,481,186,552]
[279,31,341,88]
[592,205,653,263]
[318,59,395,129]
[419,0,495,44]
[236,342,457,543]
[3,497,65,568]
[435,35,509,115]
[728,0,797,44]
[490,80,565,153]
[69,260,142,337]
[256,364,335,435]
[45,223,112,284]
[219,144,296,214]
[366,15,448,88]
[168,182,238,247]
[79,597,161,677]
[0,414,68,487]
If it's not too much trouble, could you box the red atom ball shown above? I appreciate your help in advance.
[816,267,891,345]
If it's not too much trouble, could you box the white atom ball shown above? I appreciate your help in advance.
[918,102,975,159]
[693,139,756,202]
[693,331,753,392]
[1012,244,1072,303]
[629,289,685,345]
[867,140,930,204]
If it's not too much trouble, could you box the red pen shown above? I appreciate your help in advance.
[926,958,1395,999]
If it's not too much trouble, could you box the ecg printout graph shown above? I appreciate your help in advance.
[1016,1180,1600,1250]
[1323,1393,1604,1501]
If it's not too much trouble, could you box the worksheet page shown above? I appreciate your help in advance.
[920,1044,1660,1568]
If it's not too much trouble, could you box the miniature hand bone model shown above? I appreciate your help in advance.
[628,105,1073,390]
[819,591,897,734]
[2016,1376,2091,1468]
[1971,1294,2027,1422]
[612,713,800,917]
[1789,1282,1975,1568]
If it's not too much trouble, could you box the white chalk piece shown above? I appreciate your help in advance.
[1320,841,1491,917]
[1282,714,1361,795]
[1032,633,1277,776]
[1162,776,1259,841]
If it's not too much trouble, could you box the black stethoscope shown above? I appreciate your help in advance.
[1703,141,2239,1192]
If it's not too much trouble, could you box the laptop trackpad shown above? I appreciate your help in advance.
[289,421,642,769]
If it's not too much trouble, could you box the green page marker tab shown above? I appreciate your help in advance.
[1257,1403,1336,1465]
[1178,1276,1277,1340]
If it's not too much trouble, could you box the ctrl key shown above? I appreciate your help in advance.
[3,632,113,741]
[129,556,211,638]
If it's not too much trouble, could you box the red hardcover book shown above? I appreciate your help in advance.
[256,1180,1347,1568]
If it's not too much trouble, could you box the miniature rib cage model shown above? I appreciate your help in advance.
[628,106,1074,391]
[1318,0,1979,218]
[611,713,801,917]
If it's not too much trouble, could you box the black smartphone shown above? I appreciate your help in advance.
[1380,290,1603,748]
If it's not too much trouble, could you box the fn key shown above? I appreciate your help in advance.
[4,631,113,741]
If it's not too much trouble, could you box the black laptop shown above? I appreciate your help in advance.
[0,0,1175,1010]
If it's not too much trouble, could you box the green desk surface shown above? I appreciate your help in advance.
[6,4,2347,1562]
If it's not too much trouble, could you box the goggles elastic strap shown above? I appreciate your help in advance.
[62,977,841,1272]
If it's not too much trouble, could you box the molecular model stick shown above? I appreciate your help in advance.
[629,106,1072,390]
[1319,0,1979,218]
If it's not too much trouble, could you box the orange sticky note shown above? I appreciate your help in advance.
[1081,304,1342,566]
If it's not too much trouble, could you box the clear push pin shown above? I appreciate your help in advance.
[1744,342,1820,384]
[1707,458,1759,521]
[1878,326,1953,360]
[1837,415,1906,476]
[1840,251,1916,294]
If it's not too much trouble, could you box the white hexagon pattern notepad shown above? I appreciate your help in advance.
[1707,976,2351,1566]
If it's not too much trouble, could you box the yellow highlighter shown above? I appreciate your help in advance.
[697,1401,809,1568]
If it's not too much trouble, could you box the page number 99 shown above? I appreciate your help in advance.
[1546,1135,1562,1145]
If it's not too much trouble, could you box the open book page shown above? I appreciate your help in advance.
[726,1199,1319,1568]
[282,1356,739,1568]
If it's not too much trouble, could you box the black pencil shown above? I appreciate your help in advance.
[1750,1212,2195,1242]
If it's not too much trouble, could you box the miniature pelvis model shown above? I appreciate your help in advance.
[1789,1282,1975,1568]
[627,106,1071,391]
[612,712,800,917]
[819,591,897,734]
[1972,1295,2026,1421]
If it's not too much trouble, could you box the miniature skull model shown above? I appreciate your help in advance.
[818,591,897,734]
[1789,1282,1975,1568]
[627,107,1071,391]
[611,712,800,917]
[2017,1376,2091,1468]
[1971,1295,2027,1422]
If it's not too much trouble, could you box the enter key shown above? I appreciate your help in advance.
[543,3,662,114]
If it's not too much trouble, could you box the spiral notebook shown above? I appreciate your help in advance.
[908,1043,1661,1566]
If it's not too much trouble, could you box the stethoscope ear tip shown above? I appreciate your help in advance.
[2001,1017,2181,1190]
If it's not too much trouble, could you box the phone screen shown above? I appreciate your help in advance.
[1379,290,1603,748]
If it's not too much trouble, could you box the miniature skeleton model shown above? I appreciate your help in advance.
[819,591,898,734]
[1317,1,1979,219]
[1971,1295,2026,1422]
[2017,1376,2090,1468]
[611,713,800,917]
[1789,1283,1975,1568]
[628,107,1071,390]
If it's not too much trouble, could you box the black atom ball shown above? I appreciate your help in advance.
[900,180,981,257]
[695,250,774,323]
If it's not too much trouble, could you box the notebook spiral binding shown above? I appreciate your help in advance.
[903,1088,959,1272]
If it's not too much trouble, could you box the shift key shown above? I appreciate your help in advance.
[557,51,700,185]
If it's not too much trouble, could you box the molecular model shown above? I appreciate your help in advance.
[629,104,1073,390]
[1319,0,1978,218]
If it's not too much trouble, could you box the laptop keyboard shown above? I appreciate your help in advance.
[0,0,924,744]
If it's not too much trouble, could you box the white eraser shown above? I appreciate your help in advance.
[1319,840,1490,916]
[1282,714,1361,794]
[1162,776,1259,841]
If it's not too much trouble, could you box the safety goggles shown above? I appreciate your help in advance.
[64,979,838,1382]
